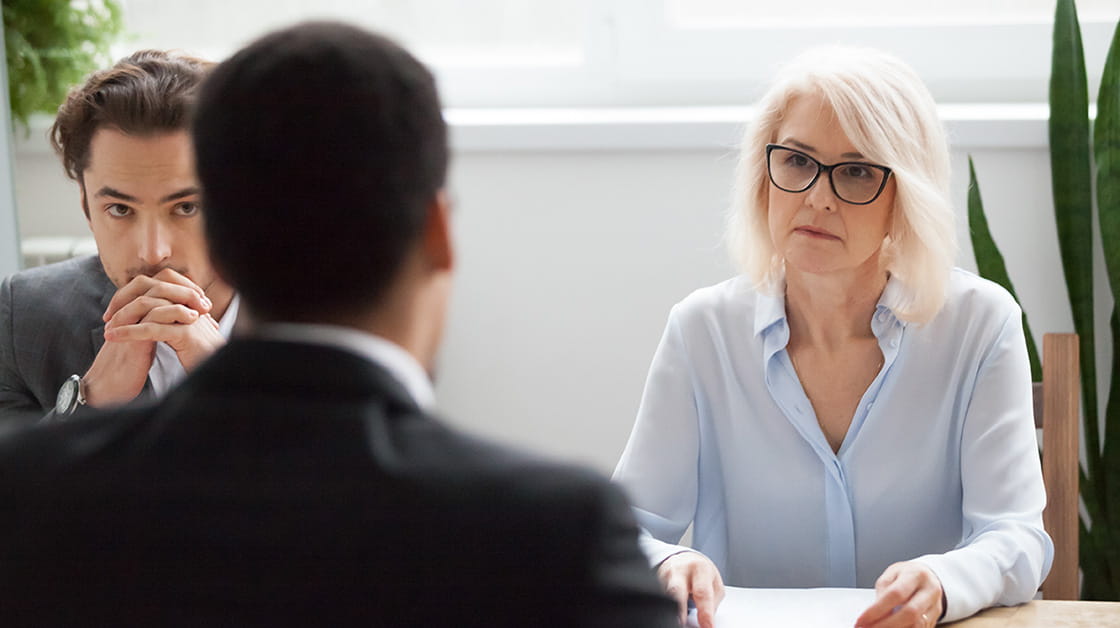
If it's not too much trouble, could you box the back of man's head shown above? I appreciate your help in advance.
[193,21,449,323]
[51,50,212,212]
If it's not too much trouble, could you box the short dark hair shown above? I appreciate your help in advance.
[50,50,213,184]
[192,22,449,322]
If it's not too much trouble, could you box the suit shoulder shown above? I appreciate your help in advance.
[5,255,103,286]
[0,404,152,474]
[400,414,620,509]
[3,256,109,306]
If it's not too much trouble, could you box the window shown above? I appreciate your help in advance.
[614,0,1119,105]
[673,0,1119,27]
[114,0,1118,107]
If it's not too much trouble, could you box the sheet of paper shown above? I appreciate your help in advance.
[687,587,877,628]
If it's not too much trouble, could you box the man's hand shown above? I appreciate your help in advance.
[105,309,223,372]
[84,269,220,407]
[657,551,725,628]
[81,329,157,408]
[102,268,212,325]
[854,561,944,628]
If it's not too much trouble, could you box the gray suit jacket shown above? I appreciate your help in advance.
[0,255,152,429]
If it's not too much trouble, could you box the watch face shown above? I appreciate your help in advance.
[56,375,79,415]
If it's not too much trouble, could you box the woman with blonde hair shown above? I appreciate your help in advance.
[613,47,1052,628]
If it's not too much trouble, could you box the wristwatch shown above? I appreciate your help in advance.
[55,374,87,416]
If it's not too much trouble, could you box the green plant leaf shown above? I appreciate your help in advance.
[1081,508,1120,599]
[1096,15,1120,587]
[1051,0,1104,544]
[967,156,1042,381]
[1079,518,1107,600]
[1093,308,1120,595]
[3,0,123,131]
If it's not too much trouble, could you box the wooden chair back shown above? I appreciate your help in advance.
[1032,333,1080,600]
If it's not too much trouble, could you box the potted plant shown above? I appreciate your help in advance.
[970,0,1120,600]
[3,0,122,131]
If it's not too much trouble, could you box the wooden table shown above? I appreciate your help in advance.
[946,600,1120,627]
[695,588,1120,627]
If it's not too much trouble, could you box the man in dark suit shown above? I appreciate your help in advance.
[0,51,237,427]
[0,21,676,627]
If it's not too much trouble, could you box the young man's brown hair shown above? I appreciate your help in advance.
[49,50,212,214]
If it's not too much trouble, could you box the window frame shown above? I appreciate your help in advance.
[107,0,1119,108]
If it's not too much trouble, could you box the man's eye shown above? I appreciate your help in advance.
[106,204,131,217]
[175,202,200,216]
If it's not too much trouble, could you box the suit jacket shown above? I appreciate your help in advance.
[0,339,676,627]
[0,255,152,428]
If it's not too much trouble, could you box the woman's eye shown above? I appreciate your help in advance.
[175,202,200,216]
[787,154,812,169]
[843,165,872,179]
[106,204,131,217]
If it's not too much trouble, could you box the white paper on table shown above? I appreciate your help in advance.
[687,587,877,628]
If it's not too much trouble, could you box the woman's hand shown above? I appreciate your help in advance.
[657,551,725,628]
[854,561,944,628]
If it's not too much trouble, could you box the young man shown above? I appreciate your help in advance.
[0,51,237,427]
[0,22,676,626]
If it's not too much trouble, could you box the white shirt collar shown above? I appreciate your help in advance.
[254,322,436,411]
[753,272,907,337]
[217,294,240,337]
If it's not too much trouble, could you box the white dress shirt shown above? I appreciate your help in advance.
[613,268,1052,622]
[149,295,240,397]
[254,322,435,410]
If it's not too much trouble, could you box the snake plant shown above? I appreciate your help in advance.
[970,0,1120,600]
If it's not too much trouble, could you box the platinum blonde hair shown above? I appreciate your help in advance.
[727,46,957,323]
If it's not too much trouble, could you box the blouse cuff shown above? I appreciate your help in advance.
[911,553,972,623]
[638,531,697,569]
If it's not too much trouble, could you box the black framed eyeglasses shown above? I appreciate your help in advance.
[766,143,892,205]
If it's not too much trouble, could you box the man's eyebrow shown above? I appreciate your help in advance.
[160,187,200,203]
[92,186,199,204]
[94,186,138,203]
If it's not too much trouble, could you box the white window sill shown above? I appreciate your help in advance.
[14,104,1053,155]
[446,104,1053,151]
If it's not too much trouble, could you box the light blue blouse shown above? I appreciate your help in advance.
[613,269,1053,622]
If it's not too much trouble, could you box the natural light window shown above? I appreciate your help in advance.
[119,0,588,65]
[112,0,1119,108]
[672,0,1120,26]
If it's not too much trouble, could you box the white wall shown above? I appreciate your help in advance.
[10,112,1090,474]
[0,27,21,278]
[441,148,736,469]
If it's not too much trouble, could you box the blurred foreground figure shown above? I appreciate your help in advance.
[0,21,675,628]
